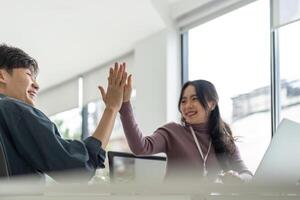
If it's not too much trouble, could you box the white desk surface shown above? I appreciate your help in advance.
[0,179,299,200]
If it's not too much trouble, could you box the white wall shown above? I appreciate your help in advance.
[82,53,135,105]
[36,78,79,116]
[37,27,182,133]
[133,28,181,134]
[165,27,181,123]
[37,0,254,131]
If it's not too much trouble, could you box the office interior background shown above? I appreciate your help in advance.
[1,0,300,180]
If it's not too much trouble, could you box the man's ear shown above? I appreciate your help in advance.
[0,69,9,84]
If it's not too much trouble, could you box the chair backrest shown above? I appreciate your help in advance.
[108,151,166,183]
[0,138,9,177]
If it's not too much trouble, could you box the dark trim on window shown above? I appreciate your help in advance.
[81,105,89,140]
[270,0,280,137]
[181,32,189,85]
[270,30,280,137]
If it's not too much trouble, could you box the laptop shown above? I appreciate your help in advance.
[108,151,166,183]
[252,119,300,186]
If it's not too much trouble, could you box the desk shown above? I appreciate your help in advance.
[0,179,299,200]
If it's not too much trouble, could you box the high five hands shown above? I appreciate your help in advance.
[122,63,132,103]
[98,62,132,112]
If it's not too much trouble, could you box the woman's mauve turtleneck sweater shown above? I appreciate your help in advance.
[119,101,252,180]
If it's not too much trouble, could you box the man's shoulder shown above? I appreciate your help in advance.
[0,96,46,118]
[0,96,31,110]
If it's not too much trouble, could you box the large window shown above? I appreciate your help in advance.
[85,92,136,182]
[278,21,300,123]
[50,108,82,140]
[86,100,130,152]
[187,0,271,173]
[86,89,137,152]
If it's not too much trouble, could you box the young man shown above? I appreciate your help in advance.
[0,44,127,180]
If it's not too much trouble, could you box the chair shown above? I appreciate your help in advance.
[108,151,166,182]
[0,138,9,177]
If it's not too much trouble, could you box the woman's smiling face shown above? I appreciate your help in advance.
[179,85,214,124]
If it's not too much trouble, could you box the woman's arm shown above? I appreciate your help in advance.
[120,102,167,155]
[220,144,253,183]
[120,70,167,155]
[219,170,252,184]
[229,144,253,176]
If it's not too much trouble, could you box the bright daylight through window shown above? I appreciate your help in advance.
[188,0,270,173]
[278,21,300,123]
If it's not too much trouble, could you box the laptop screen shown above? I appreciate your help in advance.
[108,151,166,183]
[253,119,300,185]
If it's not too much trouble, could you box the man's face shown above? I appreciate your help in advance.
[1,68,39,106]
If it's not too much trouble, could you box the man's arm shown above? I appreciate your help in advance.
[91,62,127,148]
[0,63,126,179]
[2,101,104,179]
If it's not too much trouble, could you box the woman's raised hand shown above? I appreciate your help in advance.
[122,62,132,103]
[98,62,127,112]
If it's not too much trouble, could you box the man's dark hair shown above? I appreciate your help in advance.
[0,44,39,75]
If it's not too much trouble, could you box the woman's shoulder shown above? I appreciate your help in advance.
[162,121,182,128]
[157,122,185,133]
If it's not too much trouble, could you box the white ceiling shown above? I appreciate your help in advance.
[1,0,187,91]
[1,0,224,91]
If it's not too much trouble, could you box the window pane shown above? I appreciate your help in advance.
[279,21,300,123]
[50,108,82,140]
[86,89,137,152]
[188,0,271,173]
[87,100,130,152]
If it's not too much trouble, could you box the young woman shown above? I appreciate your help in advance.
[120,76,252,182]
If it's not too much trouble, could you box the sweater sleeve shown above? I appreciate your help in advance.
[229,144,253,176]
[119,102,168,155]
